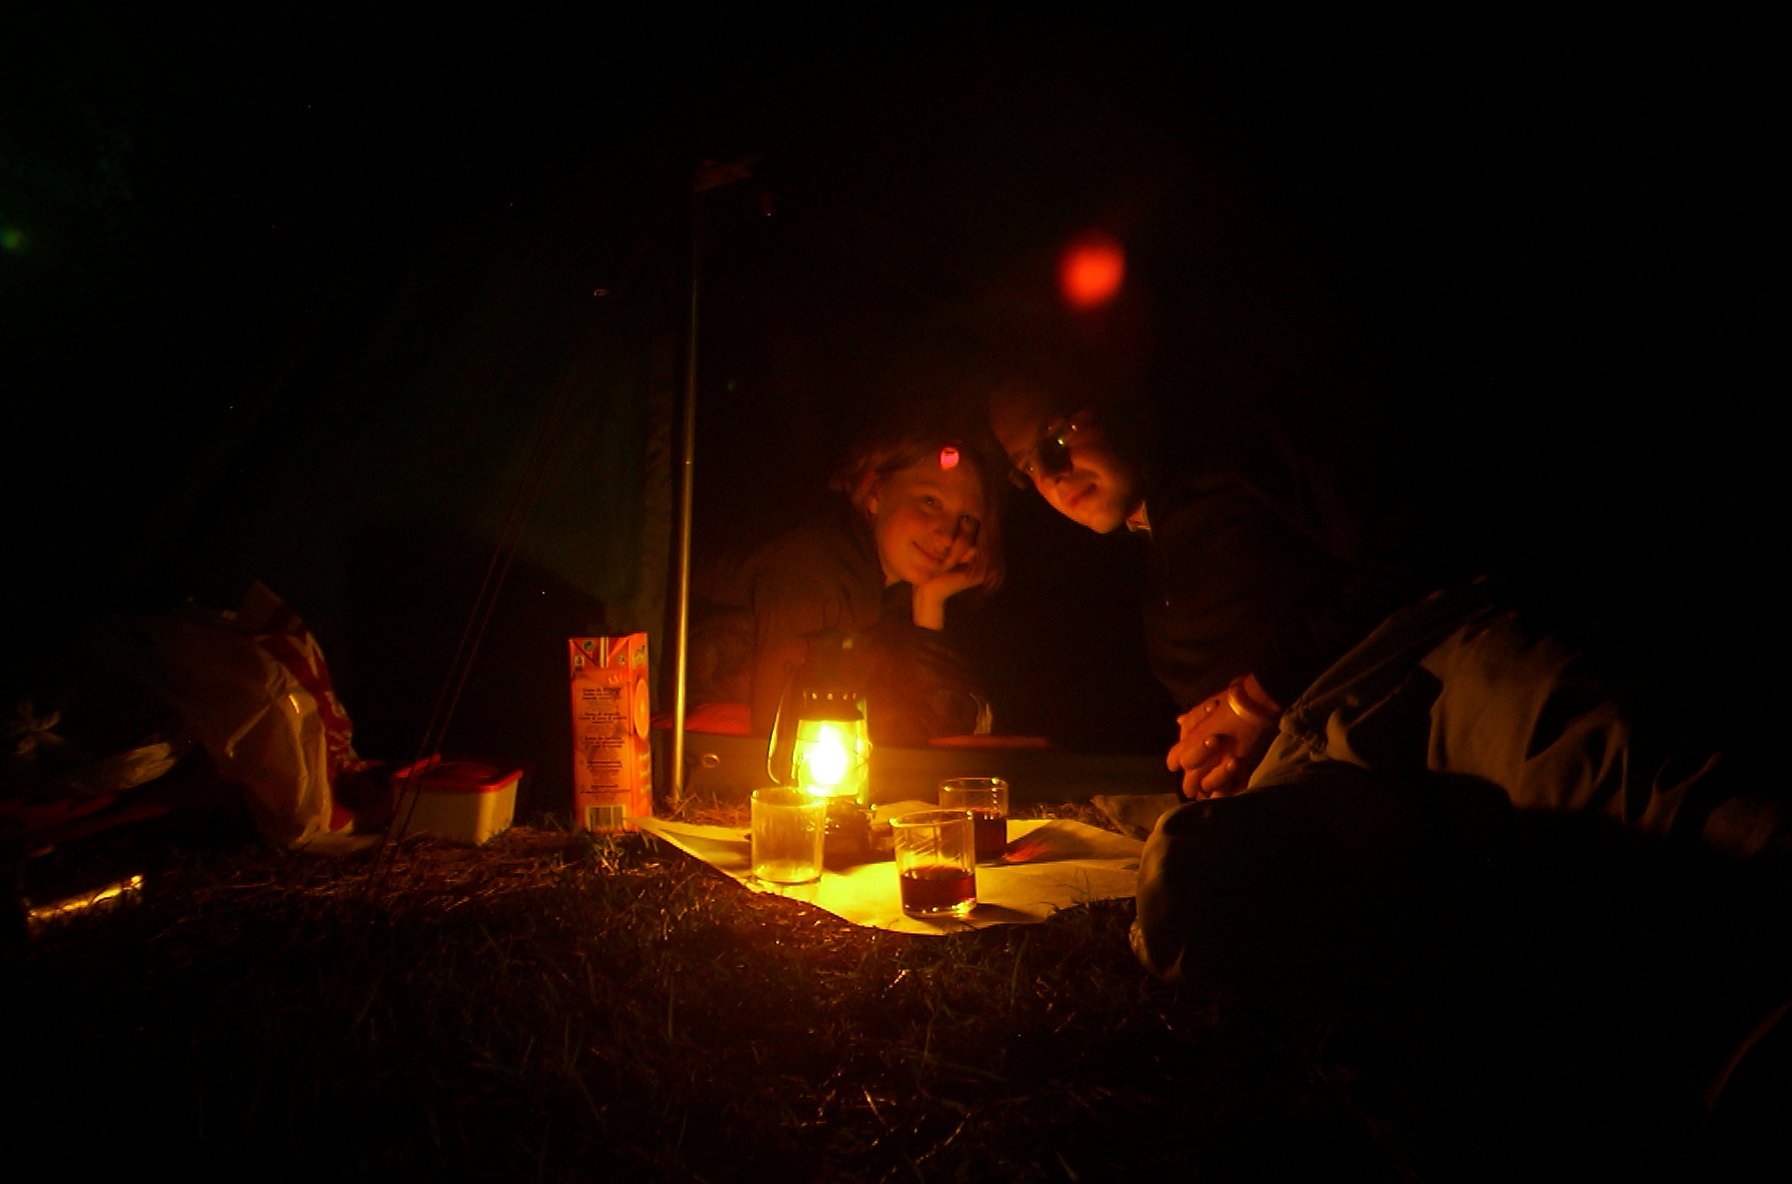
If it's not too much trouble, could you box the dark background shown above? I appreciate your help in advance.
[4,8,1782,814]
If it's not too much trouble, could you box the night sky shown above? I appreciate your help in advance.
[4,9,1782,780]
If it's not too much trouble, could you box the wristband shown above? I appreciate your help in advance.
[1225,679,1277,725]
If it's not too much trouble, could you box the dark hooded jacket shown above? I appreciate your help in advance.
[1136,421,1440,711]
[688,502,987,746]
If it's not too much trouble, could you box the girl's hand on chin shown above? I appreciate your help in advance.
[911,548,982,630]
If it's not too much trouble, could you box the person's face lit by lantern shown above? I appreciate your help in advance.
[989,387,1141,535]
[865,451,986,588]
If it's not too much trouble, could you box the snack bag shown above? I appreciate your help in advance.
[140,583,377,852]
[569,635,653,831]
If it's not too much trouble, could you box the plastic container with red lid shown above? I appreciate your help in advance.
[392,755,521,845]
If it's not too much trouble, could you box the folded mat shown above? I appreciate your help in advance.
[636,801,1143,935]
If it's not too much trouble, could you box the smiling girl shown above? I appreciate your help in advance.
[687,411,1005,747]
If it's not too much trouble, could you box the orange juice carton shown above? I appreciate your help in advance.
[570,634,653,831]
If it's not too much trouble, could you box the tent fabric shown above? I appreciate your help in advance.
[117,189,672,819]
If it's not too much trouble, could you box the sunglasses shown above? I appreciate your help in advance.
[1007,411,1088,489]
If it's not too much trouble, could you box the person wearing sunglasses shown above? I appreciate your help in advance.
[991,377,1783,852]
[1003,406,1148,536]
[991,379,1431,803]
[993,377,1791,1131]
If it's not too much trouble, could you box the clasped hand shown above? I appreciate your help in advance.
[1166,678,1279,800]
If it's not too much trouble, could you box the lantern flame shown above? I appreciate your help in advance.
[798,723,852,794]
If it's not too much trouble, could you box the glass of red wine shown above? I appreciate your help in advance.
[890,809,978,919]
[938,776,1009,863]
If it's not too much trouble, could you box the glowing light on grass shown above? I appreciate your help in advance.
[1059,231,1125,309]
[26,875,144,935]
[2,228,25,252]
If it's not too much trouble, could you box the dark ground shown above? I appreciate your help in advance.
[6,799,1787,1183]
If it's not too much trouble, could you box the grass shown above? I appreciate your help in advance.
[3,799,1415,1184]
[7,797,1775,1182]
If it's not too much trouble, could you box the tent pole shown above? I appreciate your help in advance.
[669,159,754,811]
[669,186,704,811]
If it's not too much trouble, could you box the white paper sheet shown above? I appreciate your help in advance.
[635,802,1143,935]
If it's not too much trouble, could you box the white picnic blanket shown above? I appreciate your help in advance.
[635,801,1143,935]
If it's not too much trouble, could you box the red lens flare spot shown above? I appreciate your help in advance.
[1059,232,1125,309]
[939,446,960,469]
